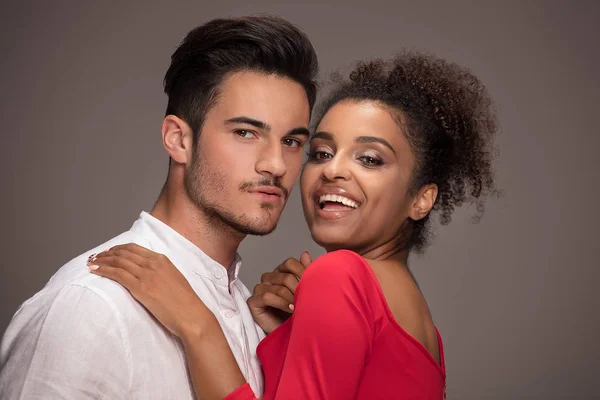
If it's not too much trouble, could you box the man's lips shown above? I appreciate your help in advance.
[248,186,286,201]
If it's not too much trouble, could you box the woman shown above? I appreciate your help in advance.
[89,51,497,399]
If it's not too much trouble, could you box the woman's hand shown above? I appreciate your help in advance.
[88,243,251,399]
[248,251,312,334]
[87,243,215,339]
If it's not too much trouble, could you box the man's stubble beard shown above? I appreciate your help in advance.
[184,150,282,237]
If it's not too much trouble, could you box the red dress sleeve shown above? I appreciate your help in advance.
[271,250,375,399]
[225,250,376,400]
[224,383,257,400]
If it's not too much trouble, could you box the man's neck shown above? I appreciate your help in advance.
[150,184,245,269]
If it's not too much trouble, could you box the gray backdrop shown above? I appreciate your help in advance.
[1,1,598,399]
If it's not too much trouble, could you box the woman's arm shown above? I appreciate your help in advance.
[179,316,248,399]
[256,250,376,399]
[89,245,374,399]
[246,253,311,334]
[88,244,256,400]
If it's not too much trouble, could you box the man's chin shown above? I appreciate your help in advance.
[226,214,279,236]
[244,224,278,236]
[201,203,282,237]
[237,218,279,236]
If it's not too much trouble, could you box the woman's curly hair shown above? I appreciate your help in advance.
[313,51,499,252]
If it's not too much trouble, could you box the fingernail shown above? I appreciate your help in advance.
[88,264,99,271]
[87,253,97,265]
[289,304,295,311]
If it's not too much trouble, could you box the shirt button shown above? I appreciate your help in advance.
[225,310,235,318]
[214,269,223,279]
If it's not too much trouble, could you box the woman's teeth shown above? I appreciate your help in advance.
[318,194,359,209]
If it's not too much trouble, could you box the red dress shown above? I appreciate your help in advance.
[226,250,446,399]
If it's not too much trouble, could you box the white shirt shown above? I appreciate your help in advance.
[0,212,265,399]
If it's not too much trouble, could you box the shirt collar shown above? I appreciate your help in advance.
[130,212,242,288]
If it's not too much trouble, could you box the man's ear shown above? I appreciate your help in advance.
[161,115,194,165]
[409,184,438,221]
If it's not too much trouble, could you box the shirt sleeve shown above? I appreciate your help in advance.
[0,284,131,399]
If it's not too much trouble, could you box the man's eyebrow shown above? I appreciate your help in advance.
[287,127,310,137]
[225,116,271,131]
[227,117,309,138]
[355,136,396,155]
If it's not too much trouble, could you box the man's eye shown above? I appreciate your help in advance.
[283,138,302,148]
[235,130,255,139]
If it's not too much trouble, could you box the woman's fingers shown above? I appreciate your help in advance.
[260,271,299,294]
[89,245,209,338]
[248,292,294,314]
[89,264,140,295]
[89,251,145,279]
[109,243,156,259]
[251,283,294,312]
[273,257,308,281]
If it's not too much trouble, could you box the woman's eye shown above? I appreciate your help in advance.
[359,155,383,166]
[308,150,333,161]
[235,130,255,139]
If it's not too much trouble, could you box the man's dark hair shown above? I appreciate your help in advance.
[164,15,319,141]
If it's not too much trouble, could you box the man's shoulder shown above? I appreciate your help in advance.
[51,230,148,285]
[0,227,159,371]
[13,230,151,324]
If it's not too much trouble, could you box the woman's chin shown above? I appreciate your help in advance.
[311,230,353,252]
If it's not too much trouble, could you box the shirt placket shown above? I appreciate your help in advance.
[214,270,250,381]
[230,287,260,395]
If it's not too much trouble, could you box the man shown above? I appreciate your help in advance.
[0,15,318,399]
